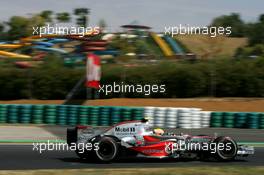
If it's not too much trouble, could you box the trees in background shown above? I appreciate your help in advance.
[210,13,264,58]
[6,15,45,40]
[56,12,71,24]
[74,8,90,27]
[232,14,264,58]
[6,16,30,40]
[210,13,264,45]
[1,9,263,43]
[0,23,6,40]
[210,13,246,37]
[0,8,91,40]
[0,59,264,99]
[246,14,264,46]
[39,10,53,23]
[0,23,4,33]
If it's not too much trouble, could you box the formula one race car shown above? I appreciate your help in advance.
[67,119,254,163]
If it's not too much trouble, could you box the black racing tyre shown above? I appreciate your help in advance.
[213,136,238,161]
[95,137,119,163]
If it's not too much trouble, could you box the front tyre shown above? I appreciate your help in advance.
[95,137,119,163]
[213,136,238,161]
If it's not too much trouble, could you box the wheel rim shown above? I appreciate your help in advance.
[218,139,237,159]
[97,140,116,161]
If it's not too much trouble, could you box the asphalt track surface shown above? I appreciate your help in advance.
[0,145,263,170]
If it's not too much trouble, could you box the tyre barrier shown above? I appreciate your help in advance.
[121,107,133,121]
[210,112,223,128]
[165,107,178,128]
[191,108,203,129]
[20,105,32,124]
[57,105,68,125]
[32,105,44,124]
[177,108,193,129]
[0,104,263,129]
[234,112,247,128]
[67,105,79,126]
[153,107,167,127]
[44,105,57,125]
[210,111,264,129]
[260,113,264,129]
[89,106,100,126]
[247,113,259,129]
[146,107,206,129]
[78,106,89,125]
[99,106,111,126]
[110,107,122,125]
[201,111,211,128]
[223,112,235,128]
[144,106,155,127]
[7,104,20,123]
[132,108,144,121]
[0,104,8,123]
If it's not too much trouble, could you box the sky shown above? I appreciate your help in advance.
[0,0,263,32]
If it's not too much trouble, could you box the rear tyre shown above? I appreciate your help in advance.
[95,137,119,163]
[213,136,238,161]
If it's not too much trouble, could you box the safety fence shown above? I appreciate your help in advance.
[0,104,263,129]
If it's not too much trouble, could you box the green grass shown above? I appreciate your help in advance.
[175,35,248,58]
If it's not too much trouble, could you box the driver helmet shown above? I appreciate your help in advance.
[153,128,164,136]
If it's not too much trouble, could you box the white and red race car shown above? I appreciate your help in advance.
[67,119,254,162]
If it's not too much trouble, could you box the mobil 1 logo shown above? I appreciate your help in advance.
[114,127,136,135]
